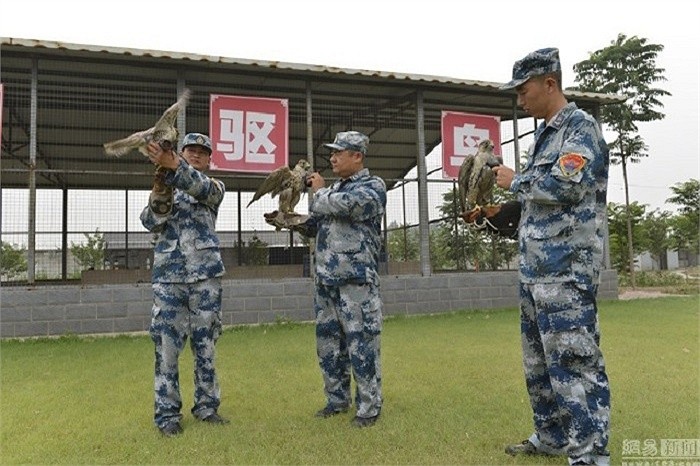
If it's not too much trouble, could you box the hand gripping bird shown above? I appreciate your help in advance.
[102,88,191,157]
[248,159,313,214]
[458,139,502,223]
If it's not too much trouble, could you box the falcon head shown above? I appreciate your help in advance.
[477,139,502,167]
[478,139,494,153]
[294,159,312,172]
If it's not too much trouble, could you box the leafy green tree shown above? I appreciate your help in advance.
[429,225,451,271]
[482,230,519,272]
[436,189,470,270]
[667,179,700,214]
[641,209,672,269]
[70,230,105,270]
[433,188,475,270]
[668,215,698,257]
[572,33,670,286]
[387,222,419,262]
[666,179,700,254]
[236,234,269,266]
[432,187,517,271]
[607,202,647,272]
[1,241,28,279]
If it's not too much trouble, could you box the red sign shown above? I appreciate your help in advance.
[209,94,288,173]
[441,111,501,179]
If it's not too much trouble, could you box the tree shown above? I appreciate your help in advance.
[607,202,647,272]
[70,230,105,270]
[235,234,269,266]
[432,187,517,271]
[572,34,670,286]
[1,241,28,280]
[666,179,700,255]
[387,222,419,262]
[667,179,700,217]
[435,188,473,270]
[641,209,672,269]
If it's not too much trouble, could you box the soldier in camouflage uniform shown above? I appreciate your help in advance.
[494,49,611,466]
[295,131,386,428]
[140,133,230,437]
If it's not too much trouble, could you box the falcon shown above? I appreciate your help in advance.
[247,159,313,214]
[103,88,191,157]
[458,139,502,220]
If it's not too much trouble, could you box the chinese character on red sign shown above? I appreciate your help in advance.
[209,94,288,173]
[441,111,501,179]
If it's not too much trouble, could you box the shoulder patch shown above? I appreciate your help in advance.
[558,153,586,177]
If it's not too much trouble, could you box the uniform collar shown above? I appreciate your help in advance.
[546,102,578,129]
[336,167,369,186]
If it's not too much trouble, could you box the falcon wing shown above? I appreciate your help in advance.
[103,128,153,157]
[467,154,488,209]
[102,88,190,157]
[457,153,475,213]
[247,166,293,207]
[475,165,496,206]
[152,88,191,137]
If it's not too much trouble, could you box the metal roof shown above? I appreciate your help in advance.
[0,38,625,193]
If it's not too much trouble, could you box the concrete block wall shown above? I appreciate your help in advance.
[0,270,618,339]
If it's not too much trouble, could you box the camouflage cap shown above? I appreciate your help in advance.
[182,132,212,154]
[323,131,370,155]
[500,47,561,90]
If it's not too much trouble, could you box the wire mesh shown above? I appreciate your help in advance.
[1,51,525,285]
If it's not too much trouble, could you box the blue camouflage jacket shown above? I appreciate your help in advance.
[304,168,386,286]
[509,103,609,285]
[140,159,226,283]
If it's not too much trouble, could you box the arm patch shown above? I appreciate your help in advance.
[558,153,586,177]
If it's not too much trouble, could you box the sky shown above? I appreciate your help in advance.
[2,0,699,213]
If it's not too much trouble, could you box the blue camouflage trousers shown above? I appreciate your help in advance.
[149,278,223,428]
[314,281,383,418]
[520,281,611,463]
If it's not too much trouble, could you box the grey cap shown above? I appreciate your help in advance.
[182,132,212,154]
[500,47,561,90]
[323,131,369,155]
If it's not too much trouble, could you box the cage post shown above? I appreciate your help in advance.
[415,90,430,276]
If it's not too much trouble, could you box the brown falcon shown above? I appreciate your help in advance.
[247,159,313,214]
[458,139,502,221]
[103,88,191,157]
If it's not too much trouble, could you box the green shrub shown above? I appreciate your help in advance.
[618,270,698,288]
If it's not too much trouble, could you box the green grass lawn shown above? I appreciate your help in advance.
[1,296,698,465]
